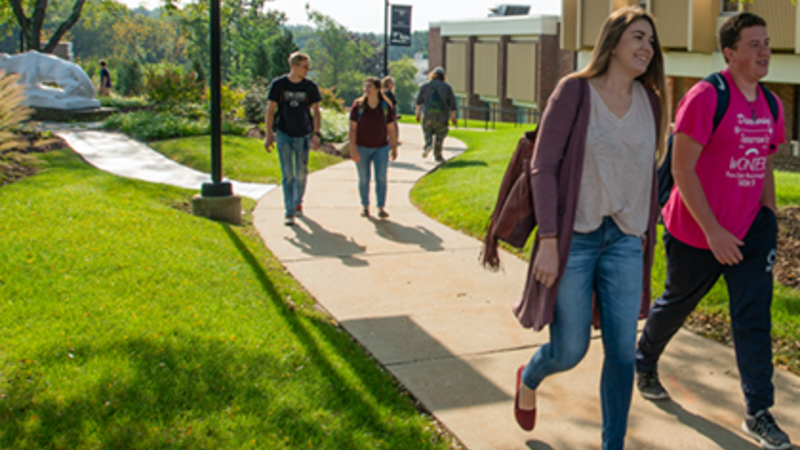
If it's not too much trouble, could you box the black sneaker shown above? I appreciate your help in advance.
[742,409,792,450]
[636,370,670,400]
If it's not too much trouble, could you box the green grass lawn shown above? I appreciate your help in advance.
[411,126,800,374]
[0,149,455,449]
[149,135,342,184]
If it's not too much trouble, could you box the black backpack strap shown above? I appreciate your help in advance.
[702,72,730,134]
[759,83,779,123]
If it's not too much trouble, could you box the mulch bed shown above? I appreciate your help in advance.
[0,131,67,187]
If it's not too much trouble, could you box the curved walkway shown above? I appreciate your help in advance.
[47,123,274,200]
[253,122,800,450]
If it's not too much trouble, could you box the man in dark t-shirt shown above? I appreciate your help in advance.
[264,51,322,226]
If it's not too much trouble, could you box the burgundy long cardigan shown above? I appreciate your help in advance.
[512,76,662,331]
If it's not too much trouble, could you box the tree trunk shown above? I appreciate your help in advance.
[7,0,88,53]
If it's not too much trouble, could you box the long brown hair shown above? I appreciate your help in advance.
[356,76,391,108]
[570,7,668,163]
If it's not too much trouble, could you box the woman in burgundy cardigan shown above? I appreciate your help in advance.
[513,8,668,450]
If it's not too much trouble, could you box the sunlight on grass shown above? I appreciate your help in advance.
[149,135,342,184]
[0,149,454,449]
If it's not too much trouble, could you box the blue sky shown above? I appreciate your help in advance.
[118,0,561,34]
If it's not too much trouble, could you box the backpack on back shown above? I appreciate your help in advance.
[657,72,779,207]
[425,84,446,116]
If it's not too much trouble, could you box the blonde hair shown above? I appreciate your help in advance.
[288,51,309,68]
[570,7,668,163]
[381,76,395,91]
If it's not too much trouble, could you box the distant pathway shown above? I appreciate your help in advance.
[46,123,275,200]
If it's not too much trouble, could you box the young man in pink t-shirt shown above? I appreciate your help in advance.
[635,13,792,450]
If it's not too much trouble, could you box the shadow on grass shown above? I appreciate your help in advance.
[0,223,442,449]
[438,160,488,170]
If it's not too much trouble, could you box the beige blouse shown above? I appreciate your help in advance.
[574,81,656,237]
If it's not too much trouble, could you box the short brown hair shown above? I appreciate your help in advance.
[719,12,767,59]
[288,51,309,68]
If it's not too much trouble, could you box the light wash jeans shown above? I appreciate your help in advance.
[355,145,390,208]
[276,131,310,216]
[522,217,643,450]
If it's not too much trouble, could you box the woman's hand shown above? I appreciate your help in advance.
[350,145,360,163]
[532,238,559,288]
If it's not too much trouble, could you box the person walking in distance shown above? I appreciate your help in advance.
[634,12,791,450]
[382,75,400,140]
[264,51,322,226]
[99,60,112,96]
[349,77,398,219]
[512,8,668,450]
[415,67,456,163]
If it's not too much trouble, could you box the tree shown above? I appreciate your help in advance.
[6,0,90,53]
[389,57,418,114]
[303,7,371,91]
[268,28,297,80]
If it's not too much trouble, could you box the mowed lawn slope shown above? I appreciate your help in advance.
[0,148,454,449]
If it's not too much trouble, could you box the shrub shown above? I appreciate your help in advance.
[103,110,248,141]
[319,108,348,143]
[116,60,143,97]
[243,82,269,124]
[145,65,204,105]
[0,71,32,153]
[320,86,345,113]
[97,94,151,110]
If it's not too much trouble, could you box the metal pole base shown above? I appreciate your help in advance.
[201,181,233,197]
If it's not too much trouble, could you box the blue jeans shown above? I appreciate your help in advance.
[355,145,390,208]
[637,206,777,415]
[276,131,310,216]
[522,217,643,450]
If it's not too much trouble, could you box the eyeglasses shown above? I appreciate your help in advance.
[298,65,310,70]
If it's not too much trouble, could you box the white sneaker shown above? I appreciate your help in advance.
[422,146,432,158]
[284,215,295,226]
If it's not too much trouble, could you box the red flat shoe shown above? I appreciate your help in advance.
[515,365,537,431]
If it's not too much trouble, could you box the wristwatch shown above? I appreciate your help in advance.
[314,131,321,138]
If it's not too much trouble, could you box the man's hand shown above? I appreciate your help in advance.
[311,134,321,150]
[532,238,559,288]
[390,147,398,161]
[415,113,421,123]
[264,134,275,153]
[451,116,457,126]
[706,226,744,265]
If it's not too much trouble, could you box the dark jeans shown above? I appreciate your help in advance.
[636,206,777,414]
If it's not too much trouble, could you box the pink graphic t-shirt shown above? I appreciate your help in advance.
[663,69,785,249]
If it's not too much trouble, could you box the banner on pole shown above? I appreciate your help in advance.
[390,5,412,47]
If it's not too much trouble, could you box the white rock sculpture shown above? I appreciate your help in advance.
[0,50,100,110]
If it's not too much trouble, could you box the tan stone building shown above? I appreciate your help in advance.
[428,15,574,122]
[562,0,800,154]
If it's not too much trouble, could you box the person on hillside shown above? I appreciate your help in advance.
[349,76,398,219]
[635,12,792,450]
[264,51,322,226]
[512,8,667,450]
[99,60,112,96]
[415,67,456,163]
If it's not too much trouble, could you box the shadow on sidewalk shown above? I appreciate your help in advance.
[286,216,368,267]
[368,217,444,252]
[525,441,556,450]
[649,401,761,449]
[388,161,428,172]
[341,315,511,410]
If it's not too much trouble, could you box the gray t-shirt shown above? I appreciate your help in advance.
[415,79,456,123]
[574,81,655,237]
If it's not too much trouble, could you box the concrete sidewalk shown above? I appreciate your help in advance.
[253,122,800,450]
[47,123,274,200]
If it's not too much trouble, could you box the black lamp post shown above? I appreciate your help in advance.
[202,0,232,197]
[383,0,389,77]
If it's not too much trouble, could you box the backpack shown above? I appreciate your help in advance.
[357,98,390,123]
[425,84,446,115]
[657,72,779,207]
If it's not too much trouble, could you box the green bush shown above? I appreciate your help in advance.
[103,110,248,141]
[243,82,269,124]
[145,64,204,105]
[320,108,348,143]
[116,60,143,97]
[97,94,151,109]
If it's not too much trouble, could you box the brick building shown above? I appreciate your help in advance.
[562,0,800,155]
[428,15,574,122]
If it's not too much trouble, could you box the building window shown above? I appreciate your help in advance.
[721,0,739,14]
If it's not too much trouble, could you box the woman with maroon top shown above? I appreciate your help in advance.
[349,77,398,219]
[512,8,667,449]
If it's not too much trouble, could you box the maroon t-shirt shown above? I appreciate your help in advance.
[349,100,395,148]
